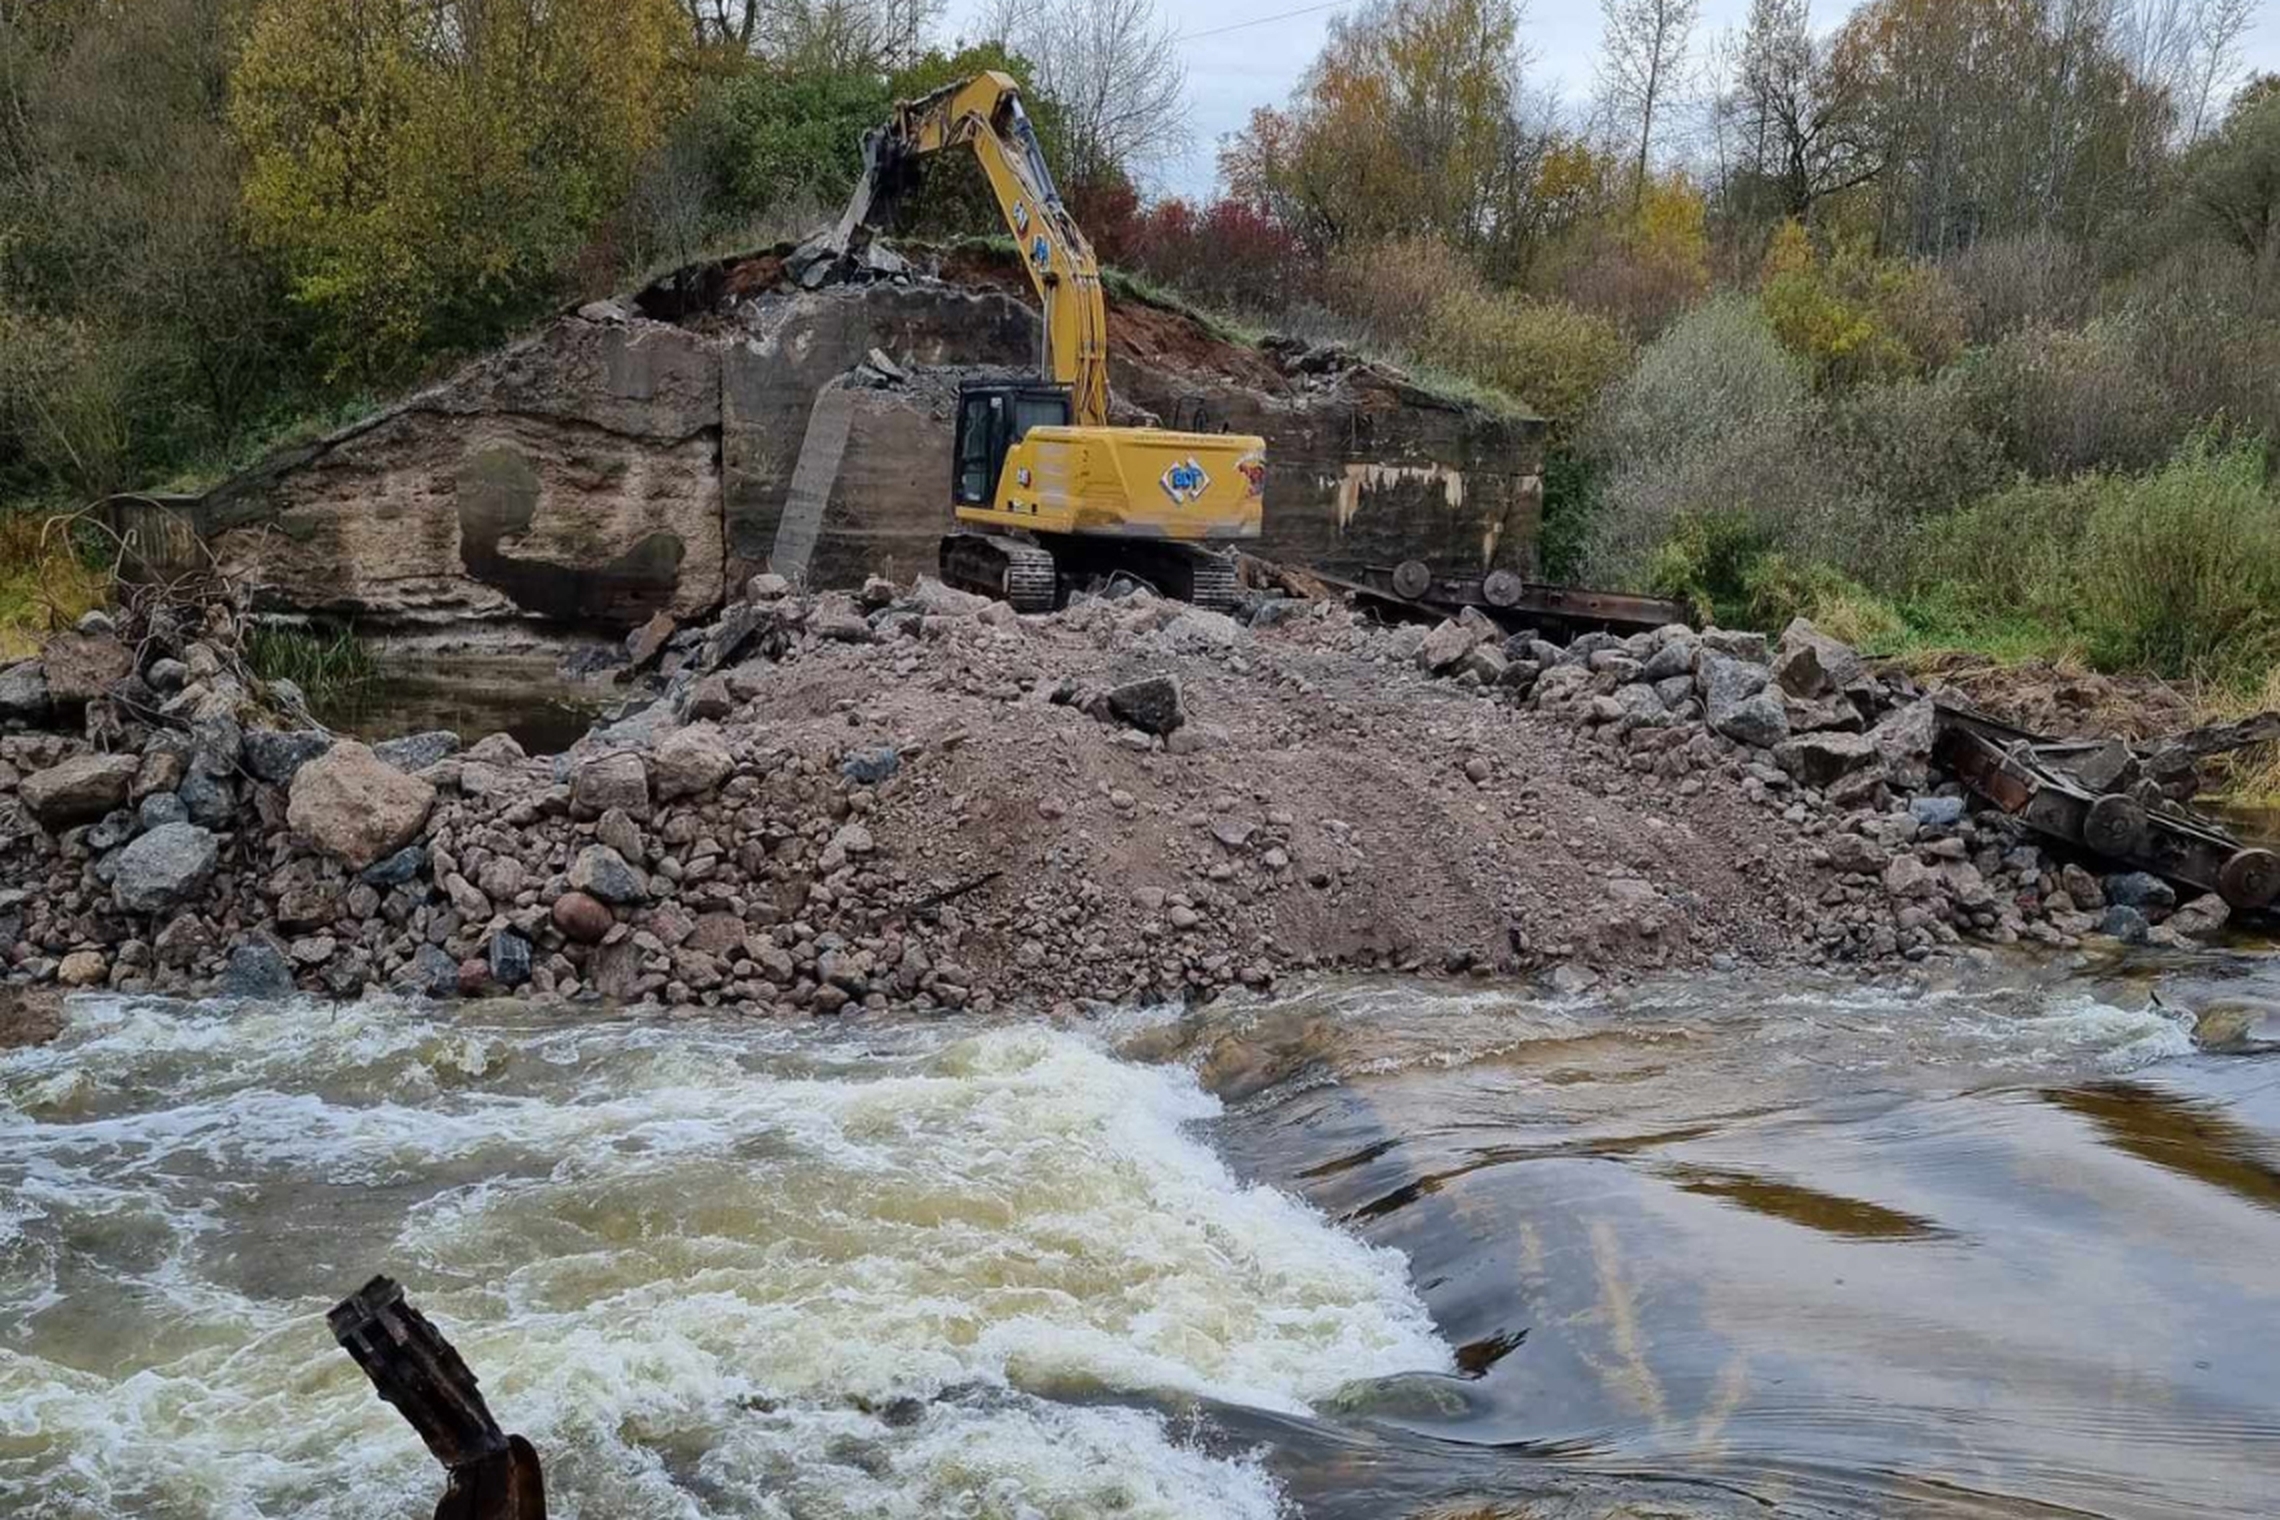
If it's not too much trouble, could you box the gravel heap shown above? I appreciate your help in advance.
[0,575,2234,1010]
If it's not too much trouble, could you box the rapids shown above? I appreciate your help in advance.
[3,961,2276,1518]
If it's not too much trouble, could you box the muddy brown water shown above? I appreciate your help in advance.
[317,655,614,756]
[1,959,2275,1518]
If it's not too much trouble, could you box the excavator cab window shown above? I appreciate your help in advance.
[953,383,1070,505]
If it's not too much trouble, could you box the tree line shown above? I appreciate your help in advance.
[0,0,1188,508]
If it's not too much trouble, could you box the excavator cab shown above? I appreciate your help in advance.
[952,382,1072,507]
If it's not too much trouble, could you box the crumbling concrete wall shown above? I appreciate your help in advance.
[183,248,1546,630]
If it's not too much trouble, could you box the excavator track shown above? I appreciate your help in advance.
[940,532,1058,612]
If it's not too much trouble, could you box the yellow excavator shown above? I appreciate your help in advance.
[821,72,1265,611]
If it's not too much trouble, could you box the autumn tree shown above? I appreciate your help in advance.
[1597,0,1700,205]
[2184,78,2280,283]
[1837,0,2172,254]
[231,0,686,378]
[985,0,1186,191]
[1715,0,1879,226]
[1220,0,1548,274]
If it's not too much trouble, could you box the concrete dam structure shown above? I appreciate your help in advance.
[150,245,1547,630]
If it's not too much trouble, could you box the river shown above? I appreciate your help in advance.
[2,958,2275,1518]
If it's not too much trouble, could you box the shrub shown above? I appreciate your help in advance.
[2116,245,2280,458]
[1908,437,2280,686]
[1323,235,1486,349]
[1419,292,1632,441]
[1961,319,2183,478]
[1815,372,2012,526]
[1944,230,2096,344]
[1589,296,1804,466]
[1758,222,1965,386]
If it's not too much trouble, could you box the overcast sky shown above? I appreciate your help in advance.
[939,0,2280,199]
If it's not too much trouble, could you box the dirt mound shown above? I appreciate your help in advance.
[1908,653,2197,740]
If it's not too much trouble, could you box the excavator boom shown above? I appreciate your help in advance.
[836,72,1110,427]
[819,71,1265,612]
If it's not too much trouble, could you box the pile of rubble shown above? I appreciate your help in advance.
[1389,605,2241,958]
[0,569,2250,1012]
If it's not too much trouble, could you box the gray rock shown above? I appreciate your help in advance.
[220,941,295,999]
[488,930,533,988]
[1652,674,1695,708]
[396,943,460,999]
[85,809,137,852]
[1773,731,1877,788]
[177,770,236,827]
[2100,905,2151,943]
[360,845,427,887]
[1714,692,1790,749]
[2103,872,2177,911]
[137,792,189,830]
[242,728,334,787]
[1562,631,1623,666]
[1699,628,1769,662]
[1698,653,1770,719]
[144,657,188,694]
[1909,795,1966,828]
[1106,675,1186,735]
[1771,617,1865,699]
[0,661,50,722]
[189,713,243,775]
[840,746,902,786]
[112,823,220,912]
[1870,700,1937,791]
[373,730,461,772]
[568,844,649,905]
[1640,639,1696,682]
[21,753,140,830]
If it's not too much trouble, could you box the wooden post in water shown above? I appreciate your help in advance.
[328,1274,547,1520]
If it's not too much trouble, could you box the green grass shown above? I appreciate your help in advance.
[243,622,377,708]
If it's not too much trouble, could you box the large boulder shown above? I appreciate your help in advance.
[1771,618,1863,699]
[40,633,132,707]
[571,751,651,817]
[112,823,220,912]
[287,740,436,869]
[1869,699,1937,791]
[652,723,734,801]
[21,753,140,830]
[1715,693,1790,750]
[0,662,50,722]
[1416,618,1491,674]
[1773,731,1878,789]
[220,941,295,999]
[568,844,649,905]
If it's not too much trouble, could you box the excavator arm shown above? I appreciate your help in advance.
[828,72,1111,427]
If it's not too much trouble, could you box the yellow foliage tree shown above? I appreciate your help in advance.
[231,0,684,378]
[1757,219,1961,385]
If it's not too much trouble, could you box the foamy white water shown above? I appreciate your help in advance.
[0,999,1450,1519]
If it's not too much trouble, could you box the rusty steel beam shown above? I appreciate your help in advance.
[330,1276,547,1520]
[1932,704,2279,911]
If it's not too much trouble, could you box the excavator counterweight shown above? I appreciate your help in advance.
[819,72,1265,611]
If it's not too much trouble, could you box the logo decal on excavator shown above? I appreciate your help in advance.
[1236,450,1266,498]
[1029,234,1051,269]
[1161,457,1210,503]
[1012,200,1030,234]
